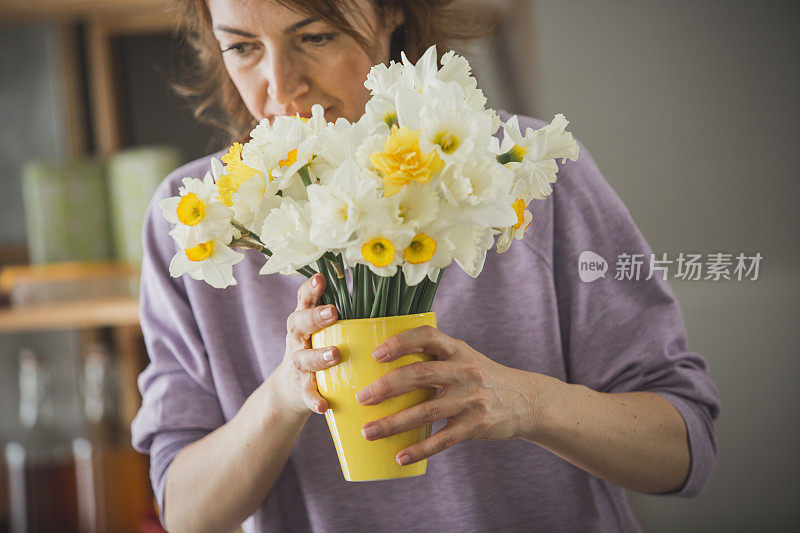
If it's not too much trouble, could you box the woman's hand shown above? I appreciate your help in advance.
[274,273,341,416]
[355,326,552,466]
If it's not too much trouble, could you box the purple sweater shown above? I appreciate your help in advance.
[131,110,721,532]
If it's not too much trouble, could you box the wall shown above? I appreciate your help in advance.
[519,1,799,530]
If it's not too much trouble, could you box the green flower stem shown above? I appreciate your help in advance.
[361,264,372,319]
[299,266,318,279]
[317,259,342,316]
[369,276,387,318]
[297,165,313,187]
[389,270,401,316]
[351,265,361,318]
[399,281,418,316]
[231,220,261,243]
[330,256,353,319]
[378,275,389,317]
[322,251,339,263]
[229,237,315,279]
[419,269,443,313]
[354,264,367,319]
[410,277,427,314]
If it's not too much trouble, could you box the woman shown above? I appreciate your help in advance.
[132,0,722,531]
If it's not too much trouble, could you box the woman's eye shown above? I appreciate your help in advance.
[301,32,337,46]
[222,43,256,56]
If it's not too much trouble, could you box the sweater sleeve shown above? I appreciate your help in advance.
[547,134,722,498]
[130,174,226,520]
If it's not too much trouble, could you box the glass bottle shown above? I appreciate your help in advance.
[73,338,151,533]
[4,348,80,533]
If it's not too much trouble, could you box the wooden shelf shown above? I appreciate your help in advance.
[0,297,139,332]
[0,0,169,22]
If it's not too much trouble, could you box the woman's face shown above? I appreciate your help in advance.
[208,0,402,125]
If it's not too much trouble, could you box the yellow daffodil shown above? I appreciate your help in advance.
[370,125,444,197]
[217,142,261,206]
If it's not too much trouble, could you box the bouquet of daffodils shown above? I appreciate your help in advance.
[160,45,579,319]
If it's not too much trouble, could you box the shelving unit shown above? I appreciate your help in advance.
[0,296,139,333]
[1,3,177,530]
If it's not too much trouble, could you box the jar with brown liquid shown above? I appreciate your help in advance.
[4,349,79,533]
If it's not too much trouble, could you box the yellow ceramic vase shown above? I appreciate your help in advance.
[312,312,437,482]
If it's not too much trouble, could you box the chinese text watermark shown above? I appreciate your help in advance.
[578,251,762,282]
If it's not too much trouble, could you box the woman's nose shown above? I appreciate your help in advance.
[262,52,310,108]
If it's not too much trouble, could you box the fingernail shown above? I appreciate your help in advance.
[322,348,335,362]
[320,307,332,319]
[355,388,372,403]
[373,347,388,361]
[397,453,411,466]
[362,425,379,440]
[311,275,318,288]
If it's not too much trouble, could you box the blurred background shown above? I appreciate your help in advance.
[0,0,797,531]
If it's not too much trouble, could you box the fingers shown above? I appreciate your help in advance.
[371,325,463,363]
[360,396,457,442]
[355,361,451,405]
[300,372,329,415]
[295,273,326,311]
[394,421,471,466]
[286,304,338,342]
[291,346,340,372]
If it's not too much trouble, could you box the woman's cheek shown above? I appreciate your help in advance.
[328,57,374,118]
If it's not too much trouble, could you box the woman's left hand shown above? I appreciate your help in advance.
[355,325,552,466]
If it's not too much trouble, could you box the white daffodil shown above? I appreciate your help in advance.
[243,111,319,195]
[385,181,439,234]
[445,223,496,278]
[437,49,489,113]
[437,155,517,229]
[401,220,454,285]
[496,114,580,199]
[434,47,500,132]
[344,231,414,277]
[311,117,373,181]
[168,239,244,289]
[364,60,407,97]
[362,95,399,134]
[399,45,439,93]
[258,197,325,275]
[229,170,271,232]
[159,172,235,248]
[306,159,381,249]
[342,199,414,277]
[395,88,491,168]
[496,186,534,253]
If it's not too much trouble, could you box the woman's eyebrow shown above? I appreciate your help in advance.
[214,17,319,38]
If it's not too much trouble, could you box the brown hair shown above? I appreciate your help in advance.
[168,0,494,147]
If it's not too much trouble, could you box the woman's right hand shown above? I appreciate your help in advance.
[274,273,341,416]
